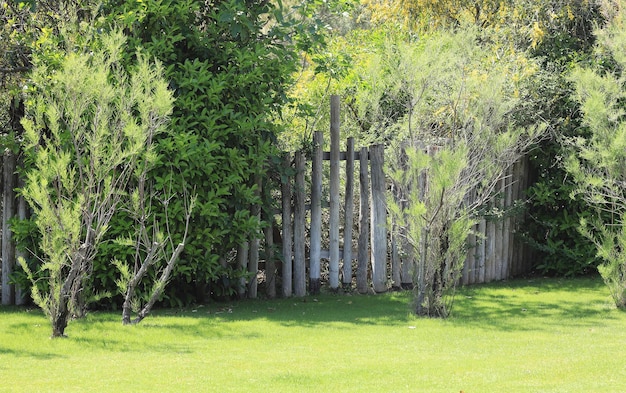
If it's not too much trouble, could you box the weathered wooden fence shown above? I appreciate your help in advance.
[0,95,534,305]
[272,95,533,297]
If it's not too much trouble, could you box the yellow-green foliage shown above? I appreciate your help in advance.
[567,0,626,308]
[19,27,173,335]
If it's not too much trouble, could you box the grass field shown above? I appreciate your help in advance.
[1,277,625,392]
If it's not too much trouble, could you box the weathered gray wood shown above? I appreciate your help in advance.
[390,183,401,289]
[478,218,486,283]
[342,137,355,287]
[237,242,249,298]
[495,178,504,280]
[281,153,293,298]
[512,159,522,276]
[486,210,495,282]
[329,95,341,290]
[370,144,387,293]
[309,132,323,294]
[16,176,27,305]
[264,215,276,299]
[503,166,512,280]
[2,151,16,305]
[248,174,262,299]
[357,146,370,294]
[293,151,307,296]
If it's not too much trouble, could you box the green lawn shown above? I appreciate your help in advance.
[1,277,625,392]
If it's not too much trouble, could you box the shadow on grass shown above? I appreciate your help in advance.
[0,346,65,360]
[450,276,621,331]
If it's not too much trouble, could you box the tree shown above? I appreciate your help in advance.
[566,0,626,308]
[382,29,544,316]
[97,0,311,302]
[18,28,173,337]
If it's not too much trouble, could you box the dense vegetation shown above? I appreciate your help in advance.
[4,0,626,333]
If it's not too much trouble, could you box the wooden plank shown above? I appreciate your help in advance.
[370,144,387,293]
[391,183,401,289]
[15,175,26,305]
[323,150,363,161]
[357,147,370,294]
[342,137,355,287]
[247,174,262,299]
[495,178,504,280]
[281,153,293,298]
[478,218,486,283]
[329,95,341,290]
[293,151,307,296]
[264,214,276,299]
[237,241,249,298]
[309,132,323,294]
[2,151,16,305]
[503,165,512,280]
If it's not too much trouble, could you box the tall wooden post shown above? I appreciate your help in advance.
[329,95,341,290]
[248,174,262,299]
[309,132,323,294]
[293,151,307,297]
[2,151,16,305]
[237,242,249,298]
[370,144,387,293]
[264,215,276,299]
[357,147,370,294]
[281,153,293,298]
[16,176,27,305]
[390,183,401,289]
[342,137,355,288]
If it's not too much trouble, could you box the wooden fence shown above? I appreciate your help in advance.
[0,95,534,305]
[272,95,533,297]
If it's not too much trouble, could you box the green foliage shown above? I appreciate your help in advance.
[378,28,546,317]
[565,0,626,308]
[18,27,173,335]
[88,0,313,305]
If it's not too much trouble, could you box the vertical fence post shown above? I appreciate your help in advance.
[310,132,323,294]
[329,95,341,290]
[281,153,293,298]
[237,242,249,298]
[495,177,504,280]
[15,176,27,305]
[504,165,513,279]
[248,174,262,299]
[264,214,276,299]
[357,147,370,294]
[390,182,401,289]
[342,137,355,288]
[370,144,387,293]
[2,151,16,305]
[478,218,486,283]
[293,151,307,296]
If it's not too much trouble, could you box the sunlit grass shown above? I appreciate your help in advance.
[1,277,624,392]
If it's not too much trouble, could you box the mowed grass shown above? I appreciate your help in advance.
[1,277,625,393]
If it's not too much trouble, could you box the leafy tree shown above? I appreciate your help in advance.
[382,29,544,316]
[95,0,312,303]
[566,0,626,307]
[18,28,173,336]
